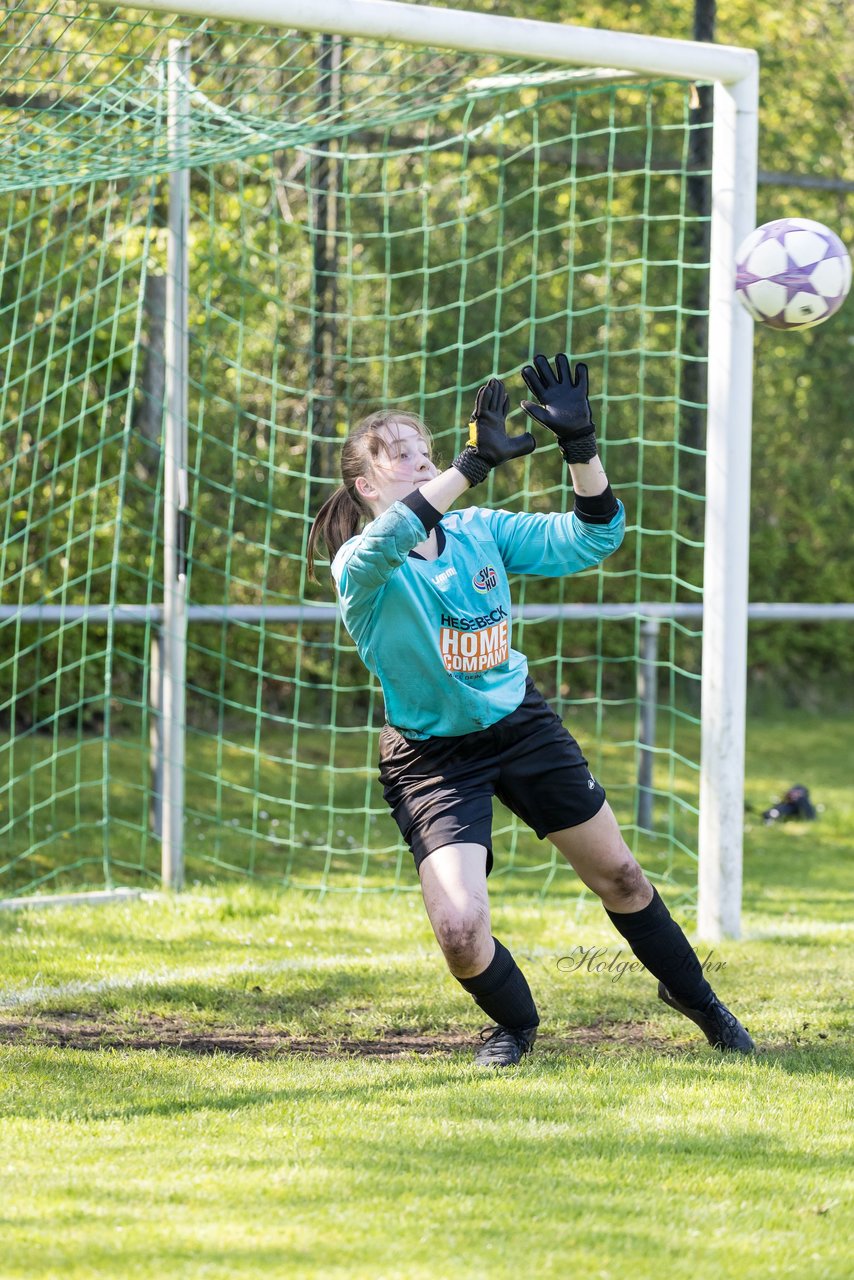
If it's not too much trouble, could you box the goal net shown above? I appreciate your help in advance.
[0,3,757,929]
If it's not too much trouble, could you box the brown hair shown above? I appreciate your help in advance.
[306,410,433,582]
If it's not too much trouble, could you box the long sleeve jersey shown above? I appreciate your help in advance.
[331,487,625,739]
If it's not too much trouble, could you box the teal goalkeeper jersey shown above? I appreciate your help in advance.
[331,495,625,739]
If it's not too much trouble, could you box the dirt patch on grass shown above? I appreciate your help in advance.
[0,1012,683,1058]
[0,1015,469,1058]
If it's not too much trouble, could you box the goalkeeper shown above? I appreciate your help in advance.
[307,354,754,1065]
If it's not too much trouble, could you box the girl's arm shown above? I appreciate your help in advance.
[567,454,609,498]
[332,459,482,606]
[417,465,470,512]
[335,377,533,595]
[481,353,624,574]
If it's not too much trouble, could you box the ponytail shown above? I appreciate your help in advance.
[306,484,365,582]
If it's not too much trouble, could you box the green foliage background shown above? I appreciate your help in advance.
[1,0,853,741]
[429,0,854,703]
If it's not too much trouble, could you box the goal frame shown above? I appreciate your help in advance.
[132,0,759,939]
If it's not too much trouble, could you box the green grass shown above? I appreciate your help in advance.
[0,710,852,1278]
[2,1049,850,1279]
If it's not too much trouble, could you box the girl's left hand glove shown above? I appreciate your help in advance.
[520,353,598,464]
[452,377,536,487]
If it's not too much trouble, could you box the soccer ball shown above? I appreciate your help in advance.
[734,218,852,330]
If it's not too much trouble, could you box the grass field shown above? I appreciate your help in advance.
[0,711,852,1279]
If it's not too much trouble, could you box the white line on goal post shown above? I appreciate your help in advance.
[128,0,759,939]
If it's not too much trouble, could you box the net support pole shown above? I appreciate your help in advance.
[697,63,759,941]
[161,40,191,891]
[636,618,660,830]
[149,627,164,839]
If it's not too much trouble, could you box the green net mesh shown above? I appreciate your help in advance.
[0,3,711,901]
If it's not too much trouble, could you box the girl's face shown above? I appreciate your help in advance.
[355,423,438,515]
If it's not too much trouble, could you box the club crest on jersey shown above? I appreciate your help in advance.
[472,564,498,593]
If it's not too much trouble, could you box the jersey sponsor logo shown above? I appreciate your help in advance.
[440,618,509,672]
[472,564,498,593]
[432,566,458,588]
[440,606,507,631]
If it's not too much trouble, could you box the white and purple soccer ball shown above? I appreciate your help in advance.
[735,218,852,330]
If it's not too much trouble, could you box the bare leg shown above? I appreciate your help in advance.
[419,843,539,1052]
[418,842,494,978]
[546,801,755,1051]
[547,801,653,912]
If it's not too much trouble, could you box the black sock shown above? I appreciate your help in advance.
[457,937,539,1031]
[605,887,713,1009]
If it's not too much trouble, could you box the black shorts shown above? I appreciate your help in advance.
[378,677,606,876]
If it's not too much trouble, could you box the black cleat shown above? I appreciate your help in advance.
[658,982,755,1054]
[474,1024,537,1068]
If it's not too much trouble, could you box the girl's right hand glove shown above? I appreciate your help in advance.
[520,353,598,464]
[452,377,536,487]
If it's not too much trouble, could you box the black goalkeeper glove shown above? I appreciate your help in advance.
[452,377,536,487]
[520,353,598,464]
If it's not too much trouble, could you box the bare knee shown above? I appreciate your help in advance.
[433,912,492,975]
[598,855,651,910]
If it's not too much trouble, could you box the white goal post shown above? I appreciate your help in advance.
[134,0,759,939]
